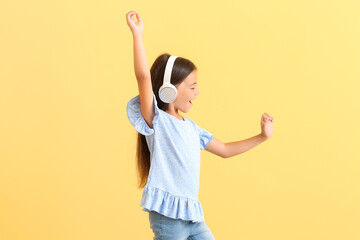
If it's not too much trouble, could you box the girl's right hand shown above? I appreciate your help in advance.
[126,10,144,36]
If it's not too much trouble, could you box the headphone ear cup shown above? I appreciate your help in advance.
[160,55,178,103]
[159,84,177,103]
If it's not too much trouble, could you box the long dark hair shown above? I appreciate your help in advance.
[136,53,197,189]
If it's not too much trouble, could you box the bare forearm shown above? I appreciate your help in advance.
[224,134,268,158]
[132,33,150,79]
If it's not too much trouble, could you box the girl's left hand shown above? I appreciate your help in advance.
[126,10,144,36]
[260,113,274,139]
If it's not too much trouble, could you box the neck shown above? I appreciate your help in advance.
[166,108,183,120]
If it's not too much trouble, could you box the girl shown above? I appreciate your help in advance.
[126,10,274,240]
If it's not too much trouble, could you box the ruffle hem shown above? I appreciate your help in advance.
[140,185,205,223]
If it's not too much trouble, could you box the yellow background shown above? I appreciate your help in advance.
[1,0,359,239]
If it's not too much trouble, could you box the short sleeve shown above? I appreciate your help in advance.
[126,93,160,136]
[196,125,214,150]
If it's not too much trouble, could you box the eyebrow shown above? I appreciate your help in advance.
[191,82,197,85]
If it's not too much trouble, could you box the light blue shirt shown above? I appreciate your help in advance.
[126,93,214,222]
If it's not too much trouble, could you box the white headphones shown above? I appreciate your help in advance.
[159,55,178,103]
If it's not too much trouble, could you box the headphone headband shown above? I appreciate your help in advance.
[163,55,178,84]
[158,55,178,103]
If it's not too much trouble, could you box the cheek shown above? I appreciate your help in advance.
[175,88,191,103]
[182,93,191,102]
[176,90,186,101]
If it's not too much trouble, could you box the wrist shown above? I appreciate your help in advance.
[132,31,143,38]
[259,133,268,141]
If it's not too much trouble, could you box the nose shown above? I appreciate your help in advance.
[196,88,200,95]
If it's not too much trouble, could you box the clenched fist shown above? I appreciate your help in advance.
[126,10,144,36]
[260,113,274,139]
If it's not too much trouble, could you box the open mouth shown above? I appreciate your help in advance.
[189,98,196,105]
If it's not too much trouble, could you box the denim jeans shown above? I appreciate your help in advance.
[148,210,216,240]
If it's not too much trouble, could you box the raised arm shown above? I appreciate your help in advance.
[126,10,155,129]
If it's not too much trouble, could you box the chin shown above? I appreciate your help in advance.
[181,108,190,113]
